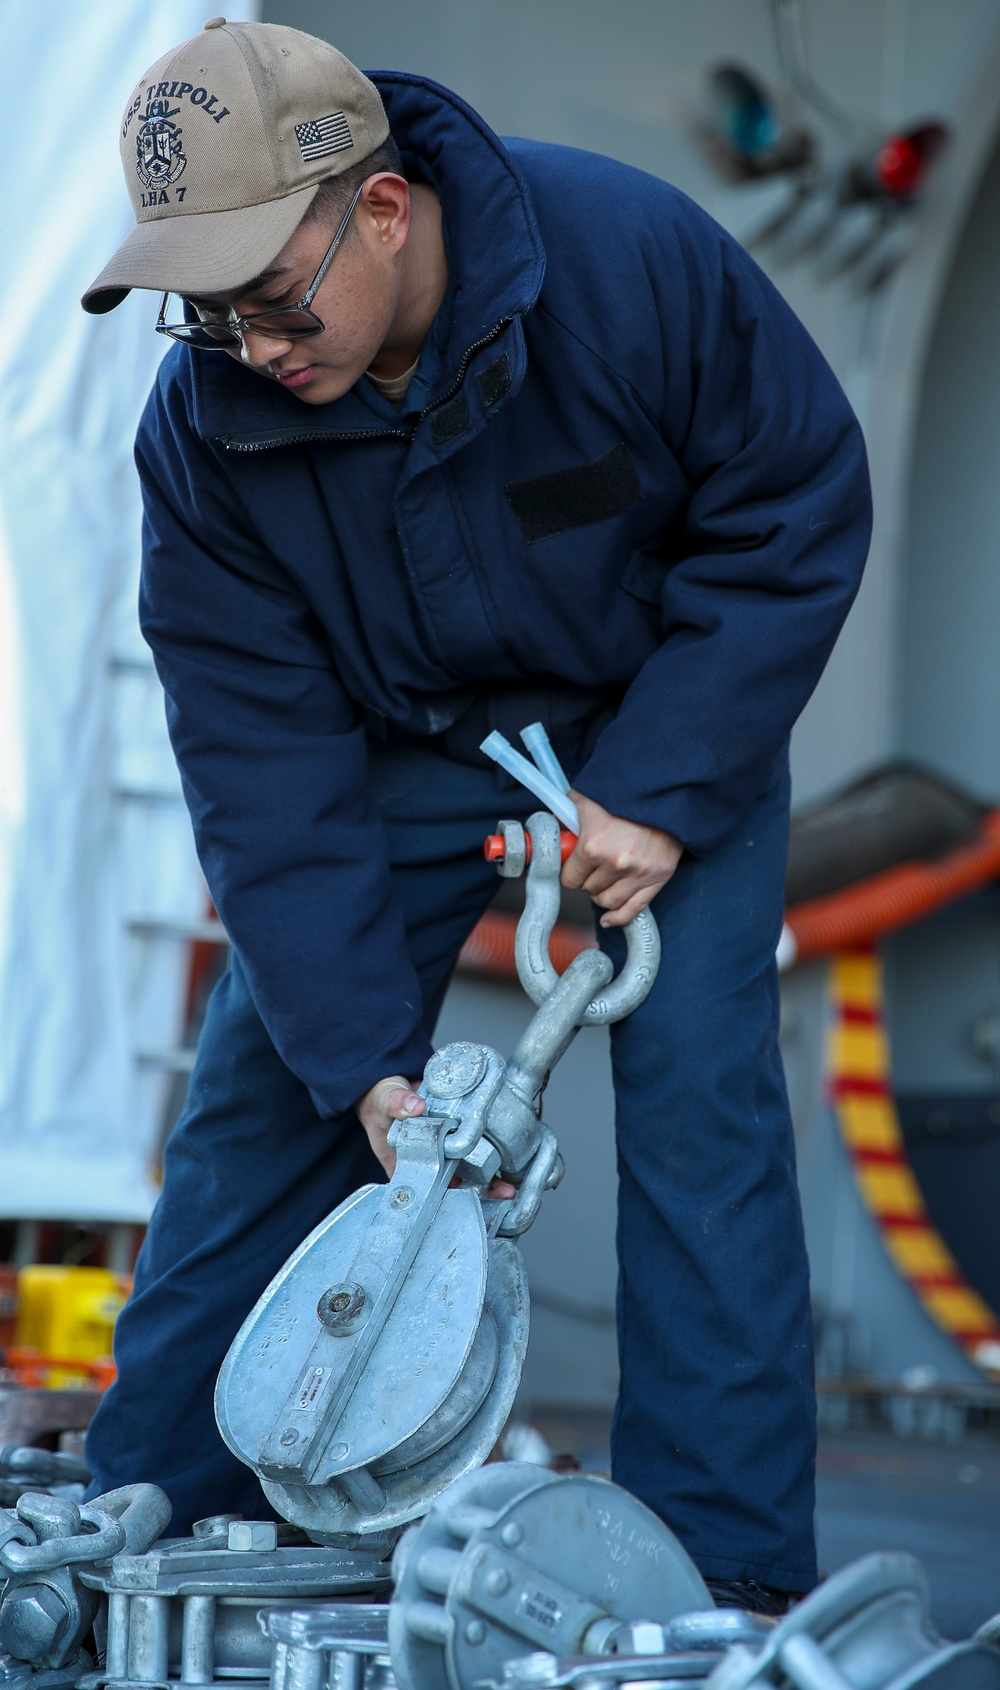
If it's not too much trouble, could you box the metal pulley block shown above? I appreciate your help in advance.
[216,813,660,1541]
[704,1552,1000,1690]
[388,1462,710,1690]
[215,1123,532,1540]
[261,1602,393,1690]
[76,1517,391,1690]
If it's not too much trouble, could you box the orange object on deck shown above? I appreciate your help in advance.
[12,1266,129,1390]
[3,1348,116,1391]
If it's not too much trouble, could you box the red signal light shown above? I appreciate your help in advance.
[872,123,948,199]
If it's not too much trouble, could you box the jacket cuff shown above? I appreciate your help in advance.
[573,752,781,859]
[308,1028,436,1120]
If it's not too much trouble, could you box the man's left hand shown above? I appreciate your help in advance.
[562,791,683,927]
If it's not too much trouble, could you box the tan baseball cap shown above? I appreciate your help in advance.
[82,18,389,314]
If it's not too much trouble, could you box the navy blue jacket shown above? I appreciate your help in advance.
[138,73,871,1117]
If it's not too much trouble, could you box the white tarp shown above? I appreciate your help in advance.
[0,2,234,1221]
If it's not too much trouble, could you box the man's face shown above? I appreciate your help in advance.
[187,176,412,406]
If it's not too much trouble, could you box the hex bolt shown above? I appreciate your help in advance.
[0,1583,68,1665]
[486,1567,511,1597]
[500,1521,524,1548]
[192,1514,241,1541]
[228,1520,278,1553]
[390,1188,413,1208]
[465,1621,487,1646]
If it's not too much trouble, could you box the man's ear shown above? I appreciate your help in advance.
[357,173,411,252]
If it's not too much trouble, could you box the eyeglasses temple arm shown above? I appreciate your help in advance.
[300,181,367,309]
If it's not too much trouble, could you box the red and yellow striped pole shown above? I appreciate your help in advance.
[828,949,1000,1375]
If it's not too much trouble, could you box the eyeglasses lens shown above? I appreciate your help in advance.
[162,307,325,349]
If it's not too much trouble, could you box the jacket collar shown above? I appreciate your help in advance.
[187,72,546,447]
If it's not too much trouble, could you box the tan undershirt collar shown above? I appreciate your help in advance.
[366,354,421,408]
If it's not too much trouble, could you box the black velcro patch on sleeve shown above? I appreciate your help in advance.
[505,444,642,544]
[478,353,511,408]
[430,395,469,446]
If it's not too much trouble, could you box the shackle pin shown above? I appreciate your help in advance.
[484,829,576,866]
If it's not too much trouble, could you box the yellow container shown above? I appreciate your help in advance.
[14,1266,130,1386]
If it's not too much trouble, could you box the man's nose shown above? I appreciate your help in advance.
[239,326,294,367]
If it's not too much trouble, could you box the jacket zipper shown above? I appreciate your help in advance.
[219,318,512,453]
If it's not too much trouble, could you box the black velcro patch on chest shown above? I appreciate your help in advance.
[430,395,469,446]
[478,353,512,408]
[505,444,642,544]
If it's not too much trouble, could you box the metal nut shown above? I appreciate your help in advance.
[0,1582,69,1664]
[227,1519,278,1553]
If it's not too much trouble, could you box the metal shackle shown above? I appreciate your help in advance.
[514,813,661,1024]
[0,1496,127,1573]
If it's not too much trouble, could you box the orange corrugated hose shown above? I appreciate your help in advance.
[785,808,1000,963]
[460,809,1000,979]
[459,910,595,980]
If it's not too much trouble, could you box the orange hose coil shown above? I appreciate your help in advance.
[463,808,1000,979]
[459,910,595,981]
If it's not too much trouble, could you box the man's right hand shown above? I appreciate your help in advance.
[355,1075,426,1178]
[355,1074,518,1197]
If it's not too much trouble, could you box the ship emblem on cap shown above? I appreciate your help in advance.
[136,99,187,191]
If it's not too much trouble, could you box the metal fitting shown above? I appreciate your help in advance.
[0,1580,71,1664]
[317,1283,368,1335]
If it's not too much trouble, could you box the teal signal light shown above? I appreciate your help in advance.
[710,66,782,159]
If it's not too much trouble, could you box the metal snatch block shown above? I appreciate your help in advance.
[260,1602,392,1690]
[76,1534,393,1690]
[215,811,661,1542]
[215,1171,530,1540]
[388,1463,711,1690]
[704,1552,1000,1690]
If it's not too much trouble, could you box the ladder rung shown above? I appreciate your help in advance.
[128,920,229,945]
[136,1048,197,1074]
[113,785,183,805]
[109,656,157,675]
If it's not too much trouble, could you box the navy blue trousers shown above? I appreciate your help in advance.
[86,745,817,1590]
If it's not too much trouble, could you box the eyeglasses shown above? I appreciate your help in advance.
[155,181,366,351]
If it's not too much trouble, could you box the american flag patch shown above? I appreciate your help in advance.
[295,111,354,161]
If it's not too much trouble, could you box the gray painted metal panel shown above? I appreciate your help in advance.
[260,0,1000,1395]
